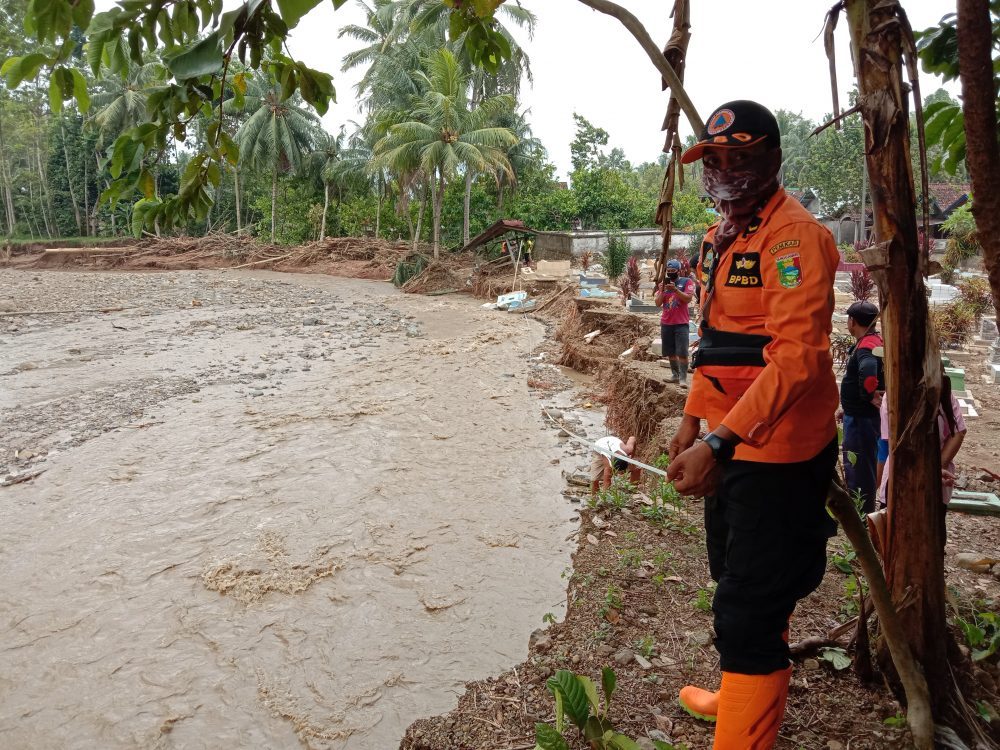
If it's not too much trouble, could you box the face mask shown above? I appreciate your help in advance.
[666,271,679,281]
[702,148,782,207]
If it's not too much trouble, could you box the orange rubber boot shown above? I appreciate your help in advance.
[712,667,792,750]
[678,684,719,722]
[678,626,789,724]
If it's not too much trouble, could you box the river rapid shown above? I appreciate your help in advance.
[0,269,575,749]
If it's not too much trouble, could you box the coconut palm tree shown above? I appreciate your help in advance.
[89,61,167,140]
[308,127,346,239]
[227,78,319,242]
[493,108,543,217]
[374,48,517,258]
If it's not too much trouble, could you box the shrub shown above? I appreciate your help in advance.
[931,301,976,347]
[943,202,981,270]
[602,231,631,280]
[618,256,641,302]
[579,250,594,272]
[957,277,995,321]
[850,268,876,303]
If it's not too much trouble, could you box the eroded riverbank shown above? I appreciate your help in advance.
[0,269,576,748]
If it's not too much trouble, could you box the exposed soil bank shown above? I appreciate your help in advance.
[0,268,577,749]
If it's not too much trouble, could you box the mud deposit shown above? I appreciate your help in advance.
[0,269,575,749]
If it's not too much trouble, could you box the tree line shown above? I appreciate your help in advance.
[0,0,968,256]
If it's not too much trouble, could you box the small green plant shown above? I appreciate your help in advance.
[543,612,557,625]
[957,608,1000,662]
[840,574,864,619]
[588,623,613,644]
[976,701,998,723]
[535,668,678,750]
[651,573,666,589]
[623,531,639,543]
[589,475,635,511]
[633,635,656,659]
[694,587,713,612]
[602,231,632,280]
[616,548,643,569]
[883,712,908,728]
[831,544,857,574]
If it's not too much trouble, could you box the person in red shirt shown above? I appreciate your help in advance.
[665,101,840,750]
[654,259,696,387]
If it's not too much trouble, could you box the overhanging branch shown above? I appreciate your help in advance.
[575,0,703,133]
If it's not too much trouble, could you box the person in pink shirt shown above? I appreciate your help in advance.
[654,258,696,388]
[876,364,967,508]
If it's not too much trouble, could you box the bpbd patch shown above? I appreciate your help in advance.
[725,252,761,287]
[776,253,803,288]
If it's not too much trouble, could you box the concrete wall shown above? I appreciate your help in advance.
[533,229,695,261]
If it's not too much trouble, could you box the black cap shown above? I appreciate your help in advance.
[681,100,781,164]
[846,301,879,327]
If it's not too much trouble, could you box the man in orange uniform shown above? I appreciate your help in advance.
[666,101,840,749]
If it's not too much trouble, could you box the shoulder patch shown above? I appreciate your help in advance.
[768,239,800,255]
[775,253,802,289]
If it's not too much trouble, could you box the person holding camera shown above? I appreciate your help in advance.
[654,258,695,388]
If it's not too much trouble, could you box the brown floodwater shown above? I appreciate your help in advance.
[0,270,575,749]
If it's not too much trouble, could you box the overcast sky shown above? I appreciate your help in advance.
[285,0,959,181]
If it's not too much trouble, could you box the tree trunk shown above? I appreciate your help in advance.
[845,0,949,734]
[60,121,82,236]
[463,169,472,246]
[82,145,91,236]
[0,108,17,234]
[432,170,445,260]
[413,182,428,253]
[957,0,1000,316]
[35,142,53,238]
[375,189,382,239]
[235,166,243,232]
[270,167,277,243]
[321,182,329,240]
[497,183,505,218]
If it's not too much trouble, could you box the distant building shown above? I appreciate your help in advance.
[924,182,970,238]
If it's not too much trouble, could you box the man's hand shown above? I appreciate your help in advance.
[942,469,956,487]
[667,440,720,496]
[669,414,701,460]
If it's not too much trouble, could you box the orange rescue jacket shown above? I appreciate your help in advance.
[685,187,839,463]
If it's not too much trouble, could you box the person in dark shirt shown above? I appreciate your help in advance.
[840,301,884,513]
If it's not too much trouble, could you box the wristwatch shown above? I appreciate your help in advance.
[702,432,736,463]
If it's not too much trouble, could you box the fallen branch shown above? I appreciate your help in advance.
[229,252,293,270]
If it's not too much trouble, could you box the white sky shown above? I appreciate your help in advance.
[288,0,959,181]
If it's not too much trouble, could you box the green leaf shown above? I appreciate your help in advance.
[275,0,322,29]
[48,75,63,113]
[2,52,50,88]
[819,646,852,670]
[552,686,564,734]
[138,169,155,198]
[70,67,90,112]
[609,735,642,750]
[601,667,617,709]
[71,0,95,30]
[583,715,614,742]
[533,723,569,750]
[578,676,600,715]
[166,30,223,79]
[545,671,591,731]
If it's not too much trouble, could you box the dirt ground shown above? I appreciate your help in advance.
[2,247,1000,750]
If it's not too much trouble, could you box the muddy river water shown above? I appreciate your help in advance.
[0,269,576,749]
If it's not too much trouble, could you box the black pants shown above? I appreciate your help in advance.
[705,438,838,674]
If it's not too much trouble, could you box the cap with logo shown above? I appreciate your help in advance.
[666,259,682,270]
[681,100,781,164]
[846,301,879,327]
